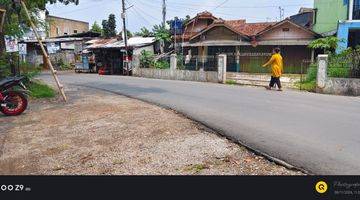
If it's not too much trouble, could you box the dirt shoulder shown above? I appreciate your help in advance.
[0,85,303,175]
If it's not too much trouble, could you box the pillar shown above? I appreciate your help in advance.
[236,46,240,72]
[170,54,177,79]
[218,54,227,84]
[317,55,328,92]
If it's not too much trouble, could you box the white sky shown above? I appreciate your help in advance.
[46,0,314,32]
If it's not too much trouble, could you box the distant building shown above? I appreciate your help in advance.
[47,15,89,38]
[179,11,319,74]
[313,0,360,52]
[289,8,315,29]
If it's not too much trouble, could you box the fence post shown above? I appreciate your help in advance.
[170,54,177,79]
[132,55,140,76]
[316,54,328,92]
[218,54,227,84]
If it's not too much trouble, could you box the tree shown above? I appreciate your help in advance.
[0,0,78,75]
[90,21,102,34]
[308,36,341,54]
[102,14,117,38]
[153,24,171,42]
[134,27,154,37]
[107,14,116,37]
[101,19,108,37]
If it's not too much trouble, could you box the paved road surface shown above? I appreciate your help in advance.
[39,72,360,175]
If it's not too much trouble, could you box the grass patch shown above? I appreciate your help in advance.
[184,164,209,174]
[226,80,237,85]
[295,80,316,92]
[27,81,56,99]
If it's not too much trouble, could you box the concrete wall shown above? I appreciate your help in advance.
[133,54,226,83]
[324,78,360,96]
[133,68,219,83]
[313,0,348,34]
[47,16,89,38]
[317,54,360,96]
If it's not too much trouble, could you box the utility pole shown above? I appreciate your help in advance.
[162,0,166,27]
[121,0,129,76]
[20,0,67,102]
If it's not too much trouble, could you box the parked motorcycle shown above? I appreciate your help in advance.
[0,77,28,116]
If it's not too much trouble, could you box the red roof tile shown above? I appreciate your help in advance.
[225,20,275,36]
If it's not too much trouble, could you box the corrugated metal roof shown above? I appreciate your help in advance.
[21,37,84,43]
[86,37,156,49]
[85,38,118,49]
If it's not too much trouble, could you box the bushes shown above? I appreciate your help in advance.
[27,80,56,99]
[296,64,317,92]
[328,67,350,78]
[306,64,317,82]
[139,50,170,69]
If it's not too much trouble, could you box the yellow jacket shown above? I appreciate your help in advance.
[263,53,283,77]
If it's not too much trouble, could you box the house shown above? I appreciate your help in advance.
[289,8,315,29]
[86,37,157,75]
[47,15,89,38]
[180,11,319,74]
[313,0,360,52]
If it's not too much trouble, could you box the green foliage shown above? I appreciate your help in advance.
[296,80,316,92]
[0,53,11,78]
[134,27,154,37]
[226,80,237,85]
[90,21,102,34]
[20,61,41,81]
[27,80,56,99]
[308,36,340,53]
[306,65,317,81]
[102,14,117,38]
[139,50,170,69]
[139,50,155,68]
[176,55,185,70]
[328,67,350,78]
[154,60,170,69]
[152,24,171,42]
[296,64,317,92]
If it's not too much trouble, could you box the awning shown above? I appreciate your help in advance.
[182,40,248,47]
[182,39,313,47]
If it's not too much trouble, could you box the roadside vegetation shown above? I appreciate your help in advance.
[20,63,56,99]
[297,37,360,92]
[139,50,170,69]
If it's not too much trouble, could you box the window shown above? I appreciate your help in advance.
[354,0,360,20]
[282,28,290,32]
[74,30,78,34]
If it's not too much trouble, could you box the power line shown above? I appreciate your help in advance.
[211,0,229,11]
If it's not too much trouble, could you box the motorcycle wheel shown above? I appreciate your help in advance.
[0,91,28,116]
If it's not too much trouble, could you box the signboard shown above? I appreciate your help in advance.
[170,19,184,35]
[4,35,18,53]
[18,43,27,55]
[46,43,60,54]
[61,42,75,50]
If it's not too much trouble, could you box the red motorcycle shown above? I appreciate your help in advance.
[0,77,28,116]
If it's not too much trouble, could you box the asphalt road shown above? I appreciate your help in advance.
[40,72,360,175]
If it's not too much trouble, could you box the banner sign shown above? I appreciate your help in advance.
[61,42,75,50]
[46,43,60,54]
[4,35,19,53]
[18,43,27,55]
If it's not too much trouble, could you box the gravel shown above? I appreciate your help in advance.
[0,85,303,175]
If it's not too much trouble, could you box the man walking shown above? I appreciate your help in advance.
[262,47,284,91]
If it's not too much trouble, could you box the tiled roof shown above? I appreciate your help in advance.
[225,20,275,36]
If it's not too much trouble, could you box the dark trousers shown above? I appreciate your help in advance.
[269,76,282,89]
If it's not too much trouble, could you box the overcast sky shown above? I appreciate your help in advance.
[46,0,314,32]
